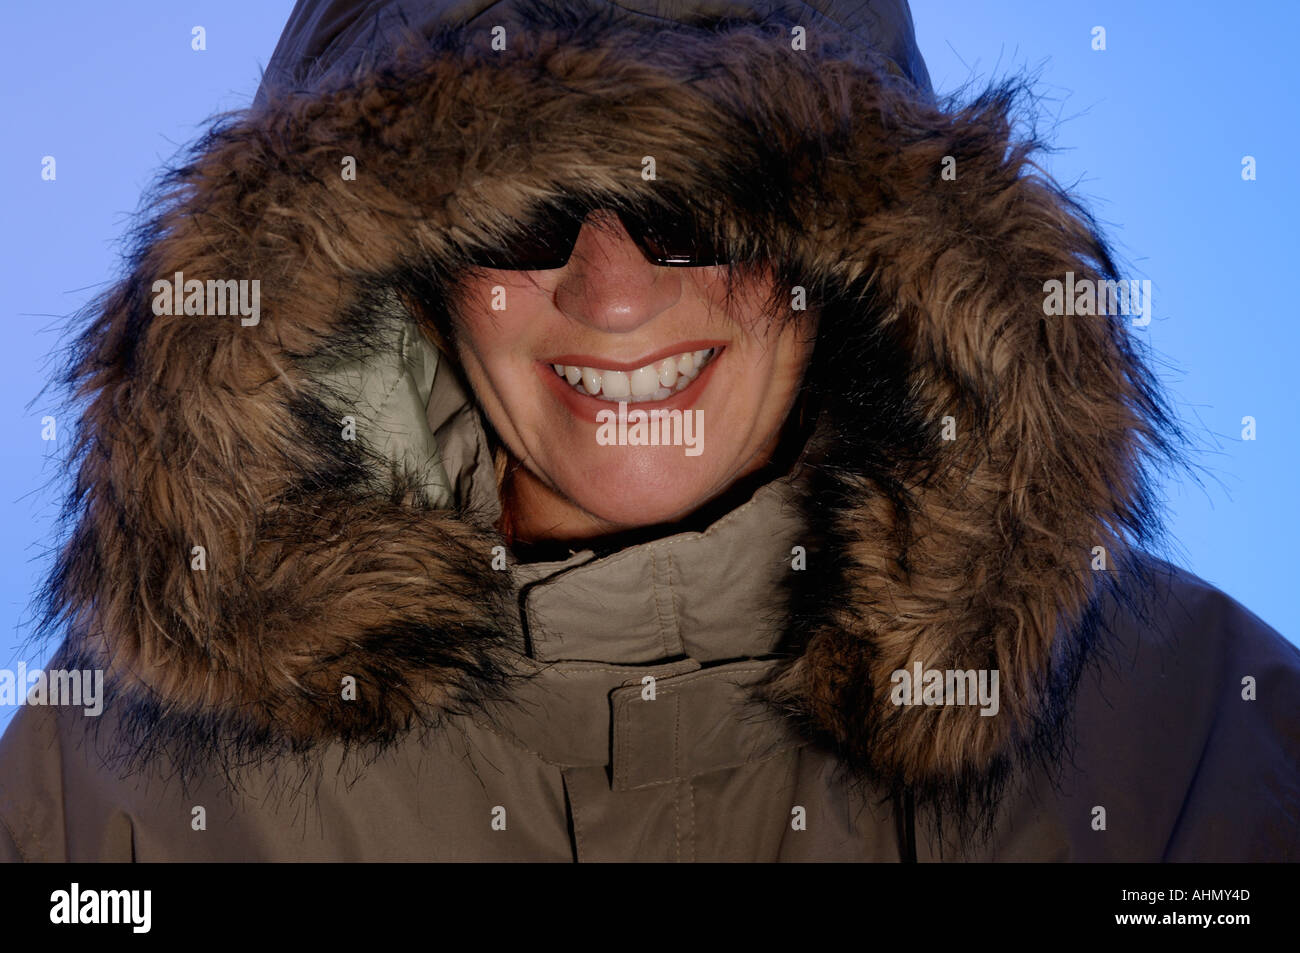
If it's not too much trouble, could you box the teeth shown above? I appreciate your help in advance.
[550,348,716,403]
[629,365,660,397]
[601,370,630,399]
[657,359,678,388]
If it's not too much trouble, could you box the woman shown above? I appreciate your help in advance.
[0,0,1295,862]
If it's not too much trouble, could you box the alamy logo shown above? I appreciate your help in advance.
[0,664,103,716]
[1042,271,1151,326]
[50,883,151,933]
[889,662,1000,716]
[595,402,703,456]
[151,270,260,326]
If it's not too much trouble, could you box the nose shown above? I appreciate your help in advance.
[553,209,681,333]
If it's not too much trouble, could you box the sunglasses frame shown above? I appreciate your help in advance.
[465,195,733,271]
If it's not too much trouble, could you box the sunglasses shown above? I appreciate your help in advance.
[465,196,733,270]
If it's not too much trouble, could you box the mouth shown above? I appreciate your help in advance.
[547,346,721,403]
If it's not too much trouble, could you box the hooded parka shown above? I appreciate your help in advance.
[1,0,1297,862]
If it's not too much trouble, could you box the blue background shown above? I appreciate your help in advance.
[2,0,1296,732]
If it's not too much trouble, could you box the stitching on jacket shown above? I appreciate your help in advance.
[673,689,682,780]
[650,549,674,658]
[665,550,683,654]
[0,811,30,863]
[676,780,686,863]
[608,745,809,791]
[466,716,586,768]
[684,779,695,862]
[644,664,775,690]
[673,695,692,862]
[547,663,697,678]
[362,320,410,429]
[562,772,585,863]
[676,691,686,863]
[617,696,633,790]
[471,663,788,772]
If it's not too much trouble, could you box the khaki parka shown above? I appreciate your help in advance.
[1,0,1296,862]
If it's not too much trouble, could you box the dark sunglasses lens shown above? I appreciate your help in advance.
[630,205,730,266]
[470,202,584,270]
[468,199,731,269]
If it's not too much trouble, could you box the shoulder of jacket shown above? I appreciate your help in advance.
[0,704,72,862]
[1071,559,1300,859]
[1134,561,1297,670]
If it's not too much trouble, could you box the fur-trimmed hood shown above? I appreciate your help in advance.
[40,0,1178,810]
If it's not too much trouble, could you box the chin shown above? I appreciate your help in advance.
[558,451,722,530]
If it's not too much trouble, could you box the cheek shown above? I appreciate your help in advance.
[450,273,550,345]
[743,321,816,442]
[740,319,815,405]
[444,297,530,442]
[450,285,539,382]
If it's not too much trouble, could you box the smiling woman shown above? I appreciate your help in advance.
[0,0,1295,864]
[442,207,817,542]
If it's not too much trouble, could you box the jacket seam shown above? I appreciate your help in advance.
[650,549,675,658]
[466,716,588,768]
[665,551,683,653]
[0,810,31,863]
[617,694,634,790]
[683,779,695,862]
[673,688,681,779]
[366,321,414,427]
[560,771,583,863]
[468,707,807,783]
[472,663,795,772]
[613,743,809,790]
[539,663,698,678]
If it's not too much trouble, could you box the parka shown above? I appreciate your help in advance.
[1,0,1297,862]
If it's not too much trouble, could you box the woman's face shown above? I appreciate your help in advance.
[449,209,816,541]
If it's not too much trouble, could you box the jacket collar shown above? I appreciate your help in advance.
[512,475,804,665]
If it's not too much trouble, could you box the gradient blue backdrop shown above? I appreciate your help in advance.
[2,1,1296,732]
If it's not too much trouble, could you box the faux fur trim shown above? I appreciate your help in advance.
[37,2,1179,802]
